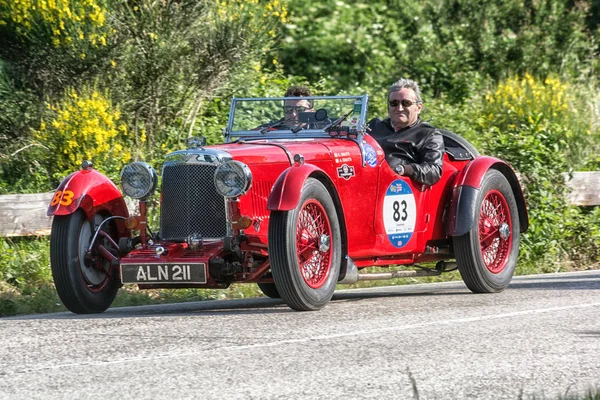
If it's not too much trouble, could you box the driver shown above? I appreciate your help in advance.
[367,78,444,186]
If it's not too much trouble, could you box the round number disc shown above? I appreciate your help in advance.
[383,180,417,248]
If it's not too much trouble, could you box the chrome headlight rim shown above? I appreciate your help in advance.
[213,160,252,198]
[120,161,158,200]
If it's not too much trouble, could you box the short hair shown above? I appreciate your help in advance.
[284,85,312,97]
[388,78,423,103]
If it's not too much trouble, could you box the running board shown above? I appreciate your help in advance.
[339,258,454,284]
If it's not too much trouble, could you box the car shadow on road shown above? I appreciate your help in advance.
[332,288,471,302]
[509,276,600,291]
[5,284,473,321]
[576,330,600,338]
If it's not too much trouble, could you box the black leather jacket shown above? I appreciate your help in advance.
[367,118,444,186]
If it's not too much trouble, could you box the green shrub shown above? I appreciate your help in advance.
[277,0,599,103]
[478,74,600,270]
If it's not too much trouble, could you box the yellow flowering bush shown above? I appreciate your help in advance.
[215,0,288,36]
[0,0,108,48]
[478,74,600,271]
[34,87,131,178]
[484,73,572,134]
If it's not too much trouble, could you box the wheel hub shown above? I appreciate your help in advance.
[319,234,330,252]
[79,215,110,286]
[499,223,511,240]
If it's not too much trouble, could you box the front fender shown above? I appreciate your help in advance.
[446,156,528,236]
[267,163,322,211]
[47,169,129,221]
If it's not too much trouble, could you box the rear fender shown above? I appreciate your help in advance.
[47,169,130,234]
[446,156,528,236]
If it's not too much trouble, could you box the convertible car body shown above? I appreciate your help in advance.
[48,95,528,313]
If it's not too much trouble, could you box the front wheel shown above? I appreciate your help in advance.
[454,169,520,293]
[50,210,120,313]
[269,178,342,311]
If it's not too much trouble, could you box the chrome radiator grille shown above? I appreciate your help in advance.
[160,164,227,241]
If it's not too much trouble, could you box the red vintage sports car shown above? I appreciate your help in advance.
[47,95,528,313]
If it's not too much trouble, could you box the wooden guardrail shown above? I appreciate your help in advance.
[0,192,54,237]
[1,171,599,237]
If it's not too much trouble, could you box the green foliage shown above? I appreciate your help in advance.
[0,237,51,285]
[107,0,288,157]
[33,86,132,183]
[279,0,599,103]
[477,74,600,270]
[0,0,112,98]
[0,237,62,317]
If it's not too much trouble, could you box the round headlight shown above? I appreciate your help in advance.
[120,162,158,200]
[214,161,252,198]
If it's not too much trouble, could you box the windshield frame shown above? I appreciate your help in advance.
[223,94,369,142]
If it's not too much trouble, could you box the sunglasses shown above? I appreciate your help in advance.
[388,99,420,108]
[283,106,309,114]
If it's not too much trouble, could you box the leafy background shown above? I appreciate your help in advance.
[1,0,599,315]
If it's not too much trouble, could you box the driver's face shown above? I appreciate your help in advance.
[283,99,313,123]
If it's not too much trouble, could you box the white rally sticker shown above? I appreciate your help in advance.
[383,180,417,248]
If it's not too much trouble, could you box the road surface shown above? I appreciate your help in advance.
[1,270,599,399]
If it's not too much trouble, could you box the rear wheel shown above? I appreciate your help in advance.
[269,178,341,311]
[50,210,119,313]
[455,169,520,293]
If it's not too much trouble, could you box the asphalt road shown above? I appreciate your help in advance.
[1,270,599,400]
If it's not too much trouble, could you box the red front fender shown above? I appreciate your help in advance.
[47,169,129,222]
[267,163,323,211]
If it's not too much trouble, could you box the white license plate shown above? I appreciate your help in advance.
[120,263,207,284]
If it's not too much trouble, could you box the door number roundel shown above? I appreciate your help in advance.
[383,180,416,248]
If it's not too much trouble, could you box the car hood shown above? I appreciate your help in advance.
[213,139,339,166]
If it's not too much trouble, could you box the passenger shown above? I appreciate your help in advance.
[282,85,314,127]
[258,85,314,131]
[368,78,444,186]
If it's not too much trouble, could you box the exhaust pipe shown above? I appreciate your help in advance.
[338,257,444,284]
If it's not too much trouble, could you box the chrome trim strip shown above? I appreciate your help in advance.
[163,148,232,167]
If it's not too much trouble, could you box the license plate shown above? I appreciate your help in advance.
[120,263,207,284]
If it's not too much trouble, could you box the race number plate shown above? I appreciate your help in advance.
[383,179,417,249]
[120,263,207,284]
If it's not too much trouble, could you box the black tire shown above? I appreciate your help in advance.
[454,169,520,293]
[50,210,119,313]
[257,282,281,299]
[269,178,342,311]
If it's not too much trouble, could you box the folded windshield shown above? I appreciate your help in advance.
[225,95,368,140]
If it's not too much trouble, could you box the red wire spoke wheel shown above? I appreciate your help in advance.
[296,200,333,289]
[455,169,520,293]
[269,178,341,311]
[478,190,513,274]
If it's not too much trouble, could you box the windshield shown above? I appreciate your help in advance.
[225,95,369,141]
